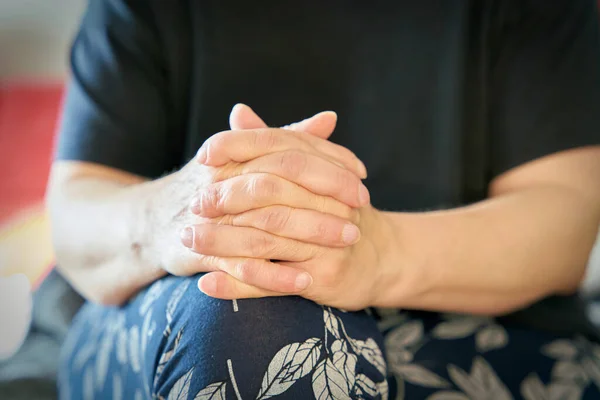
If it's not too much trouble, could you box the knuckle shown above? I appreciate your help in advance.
[200,184,223,213]
[319,265,339,286]
[192,226,216,253]
[261,206,292,233]
[333,169,357,196]
[249,174,280,198]
[278,150,308,180]
[197,254,218,270]
[253,129,278,151]
[319,259,344,286]
[248,232,276,258]
[234,258,259,282]
[310,220,332,242]
[205,134,224,158]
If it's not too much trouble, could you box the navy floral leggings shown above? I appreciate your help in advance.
[59,275,600,399]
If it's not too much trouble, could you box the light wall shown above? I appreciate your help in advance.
[0,0,86,80]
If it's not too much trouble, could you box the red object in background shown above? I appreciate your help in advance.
[0,83,63,222]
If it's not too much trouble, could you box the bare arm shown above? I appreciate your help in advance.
[47,161,191,305]
[379,146,600,315]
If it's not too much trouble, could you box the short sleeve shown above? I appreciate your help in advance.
[55,0,172,178]
[489,0,600,177]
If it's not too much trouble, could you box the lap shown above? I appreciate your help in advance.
[59,275,600,399]
[59,275,387,399]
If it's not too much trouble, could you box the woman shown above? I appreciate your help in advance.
[49,1,600,398]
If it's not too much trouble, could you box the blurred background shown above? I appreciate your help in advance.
[0,0,85,287]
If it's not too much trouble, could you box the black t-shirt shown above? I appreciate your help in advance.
[56,1,600,334]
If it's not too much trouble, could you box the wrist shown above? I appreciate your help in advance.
[135,167,198,272]
[371,211,435,308]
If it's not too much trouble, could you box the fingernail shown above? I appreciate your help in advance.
[342,223,360,244]
[295,273,313,291]
[198,274,217,294]
[358,183,370,206]
[196,145,207,164]
[190,197,201,214]
[322,110,338,122]
[357,160,368,179]
[180,227,194,248]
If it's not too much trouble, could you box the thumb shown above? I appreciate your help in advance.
[283,111,338,139]
[228,103,338,139]
[229,103,268,130]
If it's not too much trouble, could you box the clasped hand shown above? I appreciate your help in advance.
[168,104,393,310]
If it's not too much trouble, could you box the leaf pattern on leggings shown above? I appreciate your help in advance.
[163,280,191,337]
[446,356,512,400]
[168,368,194,400]
[377,379,389,400]
[521,372,582,400]
[431,317,484,340]
[95,331,114,389]
[141,309,153,355]
[116,329,128,366]
[256,338,322,399]
[431,315,509,353]
[139,279,167,316]
[157,329,183,376]
[74,341,97,372]
[324,308,341,340]
[112,374,123,400]
[352,337,387,377]
[354,373,378,398]
[82,366,94,400]
[312,358,352,400]
[129,325,141,373]
[395,364,449,388]
[195,381,227,400]
[518,336,600,400]
[331,340,357,392]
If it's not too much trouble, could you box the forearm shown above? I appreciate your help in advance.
[48,163,193,305]
[379,184,600,315]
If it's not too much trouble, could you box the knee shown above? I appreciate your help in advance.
[161,282,382,361]
[151,278,389,399]
[155,282,331,364]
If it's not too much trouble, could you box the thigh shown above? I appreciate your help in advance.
[59,275,392,400]
[380,310,600,399]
